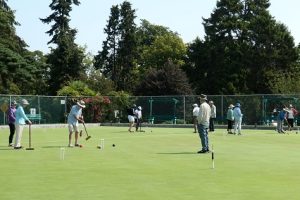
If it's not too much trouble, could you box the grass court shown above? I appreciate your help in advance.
[0,126,300,200]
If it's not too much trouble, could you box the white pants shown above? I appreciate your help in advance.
[234,120,242,134]
[15,124,25,147]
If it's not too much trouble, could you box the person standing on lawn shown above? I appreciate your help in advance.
[197,94,211,153]
[67,100,86,147]
[14,99,32,149]
[7,101,17,147]
[192,104,199,133]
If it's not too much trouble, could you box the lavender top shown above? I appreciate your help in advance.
[7,106,16,124]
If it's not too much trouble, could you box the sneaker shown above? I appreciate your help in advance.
[68,144,74,148]
[75,144,80,147]
[8,143,13,147]
[14,146,23,149]
[197,149,209,154]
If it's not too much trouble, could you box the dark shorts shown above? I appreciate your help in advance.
[287,119,294,127]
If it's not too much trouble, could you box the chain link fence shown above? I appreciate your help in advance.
[1,94,299,125]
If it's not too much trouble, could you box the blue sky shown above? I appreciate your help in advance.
[8,0,300,54]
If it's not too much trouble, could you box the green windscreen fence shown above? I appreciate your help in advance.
[1,94,300,125]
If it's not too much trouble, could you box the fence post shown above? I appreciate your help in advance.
[183,95,186,124]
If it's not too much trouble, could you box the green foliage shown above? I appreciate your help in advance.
[135,60,193,95]
[136,20,186,73]
[142,34,186,69]
[57,80,96,96]
[184,0,299,94]
[107,90,132,108]
[41,0,85,95]
[94,5,119,82]
[95,1,138,93]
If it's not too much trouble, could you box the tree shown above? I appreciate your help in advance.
[57,80,96,96]
[95,1,138,93]
[40,0,85,95]
[185,0,299,94]
[94,5,120,83]
[136,20,186,72]
[135,60,193,95]
[141,34,186,69]
[0,0,44,94]
[116,1,138,92]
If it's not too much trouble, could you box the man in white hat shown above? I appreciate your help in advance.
[192,104,199,133]
[197,94,211,153]
[14,99,32,149]
[67,100,86,147]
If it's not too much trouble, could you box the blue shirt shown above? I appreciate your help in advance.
[233,107,242,121]
[67,105,82,125]
[15,106,29,125]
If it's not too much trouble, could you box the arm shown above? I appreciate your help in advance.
[20,107,32,124]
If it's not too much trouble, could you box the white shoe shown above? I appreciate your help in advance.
[68,144,74,148]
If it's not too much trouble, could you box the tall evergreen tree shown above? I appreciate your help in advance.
[116,1,138,92]
[40,0,85,95]
[94,5,120,83]
[95,1,138,93]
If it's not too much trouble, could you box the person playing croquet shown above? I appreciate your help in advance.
[67,100,86,147]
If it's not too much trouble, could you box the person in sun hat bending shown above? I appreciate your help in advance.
[197,94,211,153]
[67,100,86,147]
[14,99,32,149]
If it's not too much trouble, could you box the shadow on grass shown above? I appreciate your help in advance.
[157,152,197,155]
[42,146,67,149]
[0,147,14,151]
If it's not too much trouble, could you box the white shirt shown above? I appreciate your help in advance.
[135,110,142,119]
[210,104,216,118]
[197,102,211,126]
[193,106,200,117]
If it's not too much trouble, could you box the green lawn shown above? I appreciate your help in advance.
[0,126,300,200]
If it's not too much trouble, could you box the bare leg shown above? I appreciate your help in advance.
[68,132,73,146]
[75,131,79,145]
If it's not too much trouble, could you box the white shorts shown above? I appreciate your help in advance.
[68,123,79,133]
[128,115,135,123]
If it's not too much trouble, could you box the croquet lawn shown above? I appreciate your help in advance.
[0,126,300,200]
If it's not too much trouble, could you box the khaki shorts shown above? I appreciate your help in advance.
[68,123,79,133]
[193,116,198,124]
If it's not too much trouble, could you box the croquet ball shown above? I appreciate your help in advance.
[79,144,83,148]
[112,144,115,147]
[97,145,101,149]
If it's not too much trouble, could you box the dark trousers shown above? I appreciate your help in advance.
[209,118,215,131]
[136,118,142,131]
[8,123,15,144]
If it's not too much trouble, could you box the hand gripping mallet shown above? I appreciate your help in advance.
[26,124,34,150]
[82,122,91,140]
